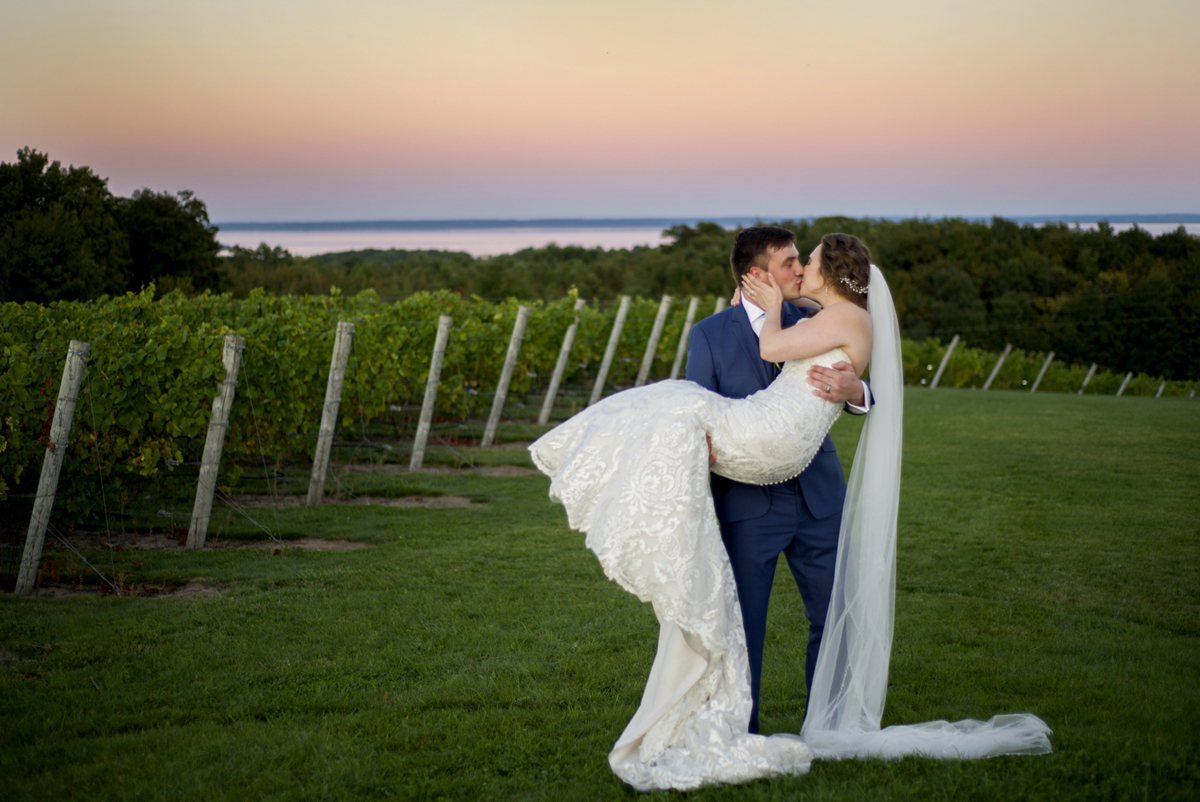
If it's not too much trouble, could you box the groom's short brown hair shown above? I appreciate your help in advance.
[730,226,795,284]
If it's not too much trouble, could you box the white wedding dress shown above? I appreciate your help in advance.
[532,352,845,790]
[529,267,1051,791]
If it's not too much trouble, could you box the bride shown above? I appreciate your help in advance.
[529,234,1051,791]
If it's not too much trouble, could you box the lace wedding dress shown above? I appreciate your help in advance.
[530,267,1051,792]
[530,351,845,790]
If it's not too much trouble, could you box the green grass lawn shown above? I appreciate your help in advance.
[2,389,1198,800]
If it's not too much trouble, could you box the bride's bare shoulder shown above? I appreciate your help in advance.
[819,303,873,368]
[821,301,873,333]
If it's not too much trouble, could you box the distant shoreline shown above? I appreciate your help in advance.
[215,214,1200,231]
[215,217,754,232]
[215,215,1200,257]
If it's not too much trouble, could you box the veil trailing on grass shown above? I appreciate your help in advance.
[800,265,1053,760]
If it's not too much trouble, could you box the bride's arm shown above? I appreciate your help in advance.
[759,304,865,367]
[743,273,871,371]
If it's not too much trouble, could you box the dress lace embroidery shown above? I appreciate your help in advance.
[529,351,846,790]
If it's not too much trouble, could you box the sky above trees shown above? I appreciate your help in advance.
[2,0,1197,222]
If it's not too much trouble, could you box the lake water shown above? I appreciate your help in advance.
[217,225,675,256]
[215,220,1200,257]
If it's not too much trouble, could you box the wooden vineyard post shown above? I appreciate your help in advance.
[1030,351,1055,393]
[15,340,90,596]
[481,305,531,448]
[306,322,355,506]
[409,316,453,471]
[1078,363,1098,394]
[1116,372,1133,396]
[187,335,245,550]
[929,334,960,389]
[538,298,586,426]
[981,344,1012,391]
[713,297,728,314]
[1156,382,1166,398]
[669,297,700,380]
[589,295,631,406]
[635,295,672,387]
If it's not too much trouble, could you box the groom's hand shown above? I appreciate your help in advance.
[706,434,717,468]
[807,362,865,406]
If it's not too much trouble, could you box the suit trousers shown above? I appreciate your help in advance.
[719,481,841,734]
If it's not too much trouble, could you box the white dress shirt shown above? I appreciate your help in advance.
[741,298,871,413]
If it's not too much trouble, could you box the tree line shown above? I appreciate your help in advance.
[225,218,1199,381]
[3,148,1197,381]
[0,148,221,302]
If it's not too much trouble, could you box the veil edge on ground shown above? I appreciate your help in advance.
[800,265,1052,760]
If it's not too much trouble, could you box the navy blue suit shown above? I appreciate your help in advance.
[685,302,861,733]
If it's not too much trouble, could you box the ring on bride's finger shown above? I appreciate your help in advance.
[826,384,831,392]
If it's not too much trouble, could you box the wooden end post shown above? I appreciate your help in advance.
[713,297,728,314]
[187,334,245,549]
[929,334,960,389]
[1155,381,1166,398]
[1077,363,1098,394]
[410,316,453,471]
[539,299,586,426]
[15,340,90,595]
[306,322,355,506]
[1030,351,1055,393]
[635,295,672,387]
[481,305,531,448]
[589,296,631,406]
[669,297,701,380]
[981,344,1012,391]
[1116,372,1133,396]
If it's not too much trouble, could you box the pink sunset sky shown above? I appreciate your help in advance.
[2,0,1197,222]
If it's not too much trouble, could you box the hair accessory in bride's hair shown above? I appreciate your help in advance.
[839,275,868,295]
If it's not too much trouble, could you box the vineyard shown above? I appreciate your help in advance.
[2,285,1197,532]
[3,286,1200,798]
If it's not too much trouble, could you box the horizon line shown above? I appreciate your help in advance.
[214,214,1200,231]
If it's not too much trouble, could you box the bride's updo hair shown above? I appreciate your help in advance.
[817,233,871,309]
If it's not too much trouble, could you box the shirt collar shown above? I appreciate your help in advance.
[741,296,766,325]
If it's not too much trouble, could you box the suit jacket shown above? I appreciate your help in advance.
[685,302,853,522]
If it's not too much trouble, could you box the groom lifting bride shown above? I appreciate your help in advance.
[686,226,871,734]
[531,226,1051,791]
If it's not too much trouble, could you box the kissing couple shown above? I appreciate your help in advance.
[531,227,1051,791]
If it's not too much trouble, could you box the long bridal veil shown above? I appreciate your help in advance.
[800,265,1052,760]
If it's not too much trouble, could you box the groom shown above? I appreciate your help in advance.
[685,226,870,733]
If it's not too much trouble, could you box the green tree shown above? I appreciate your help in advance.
[227,242,293,269]
[0,148,130,303]
[117,188,222,295]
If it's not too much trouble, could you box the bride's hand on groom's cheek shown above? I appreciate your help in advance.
[743,274,782,309]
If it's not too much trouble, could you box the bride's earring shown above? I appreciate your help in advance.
[824,284,829,299]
